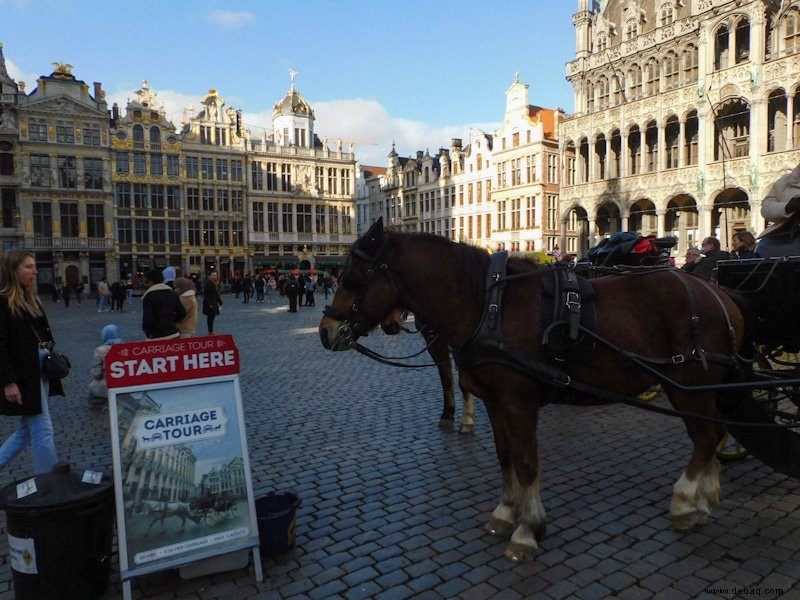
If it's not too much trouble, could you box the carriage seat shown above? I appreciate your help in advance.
[587,232,676,267]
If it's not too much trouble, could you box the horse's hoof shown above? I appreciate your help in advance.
[485,517,514,538]
[504,542,537,561]
[459,424,475,434]
[438,418,455,430]
[672,510,708,531]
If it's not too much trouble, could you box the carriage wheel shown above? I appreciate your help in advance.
[715,432,749,461]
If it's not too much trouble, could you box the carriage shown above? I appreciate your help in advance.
[319,219,800,561]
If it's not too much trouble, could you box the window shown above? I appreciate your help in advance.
[84,157,103,189]
[151,220,166,244]
[266,162,278,191]
[217,189,229,212]
[511,198,521,230]
[186,188,199,211]
[316,205,326,233]
[512,132,520,148]
[167,186,180,210]
[56,123,75,144]
[343,208,352,234]
[546,195,558,231]
[215,128,226,146]
[115,183,131,208]
[86,203,104,238]
[149,127,161,150]
[252,202,264,232]
[150,154,163,176]
[328,168,336,194]
[134,220,148,244]
[511,158,521,185]
[151,185,165,209]
[628,65,642,99]
[663,52,679,89]
[526,155,537,183]
[497,200,507,231]
[83,125,101,146]
[166,154,179,178]
[57,156,77,188]
[329,206,340,234]
[785,11,800,54]
[168,220,181,245]
[202,188,213,211]
[133,183,147,208]
[203,220,215,246]
[683,45,698,84]
[231,159,243,181]
[201,158,213,179]
[30,154,50,186]
[188,220,201,246]
[216,158,228,181]
[645,60,660,96]
[316,167,325,192]
[33,201,52,236]
[251,161,264,190]
[281,164,291,190]
[133,125,144,148]
[29,119,47,141]
[658,4,674,27]
[115,152,129,174]
[60,201,79,237]
[526,196,536,228]
[341,169,351,195]
[281,203,293,232]
[132,153,146,175]
[232,221,244,246]
[598,76,609,108]
[624,19,638,40]
[186,156,199,179]
[267,202,279,232]
[200,126,211,145]
[117,218,131,244]
[547,154,558,183]
[297,204,312,233]
[232,190,243,212]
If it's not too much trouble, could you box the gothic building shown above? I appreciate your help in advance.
[560,0,800,258]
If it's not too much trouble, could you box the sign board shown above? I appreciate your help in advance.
[105,335,262,596]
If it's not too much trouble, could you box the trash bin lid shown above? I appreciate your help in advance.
[0,462,113,512]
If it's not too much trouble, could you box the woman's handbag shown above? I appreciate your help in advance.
[28,321,71,380]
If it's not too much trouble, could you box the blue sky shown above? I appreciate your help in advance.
[0,0,578,166]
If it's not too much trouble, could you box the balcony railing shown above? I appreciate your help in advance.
[24,236,115,250]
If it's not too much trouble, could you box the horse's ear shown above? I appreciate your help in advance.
[365,217,384,240]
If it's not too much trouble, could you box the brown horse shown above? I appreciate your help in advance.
[320,218,748,561]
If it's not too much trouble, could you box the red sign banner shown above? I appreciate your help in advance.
[104,335,239,388]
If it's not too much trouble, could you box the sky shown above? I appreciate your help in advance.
[0,0,578,166]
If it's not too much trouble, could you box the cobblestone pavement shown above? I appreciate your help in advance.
[0,293,798,599]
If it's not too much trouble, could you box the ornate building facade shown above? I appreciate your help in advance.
[560,0,800,259]
[356,76,562,256]
[0,45,357,291]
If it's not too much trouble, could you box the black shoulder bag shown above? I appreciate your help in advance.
[28,320,71,380]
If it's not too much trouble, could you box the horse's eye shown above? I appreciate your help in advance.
[340,271,363,291]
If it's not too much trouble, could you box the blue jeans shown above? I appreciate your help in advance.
[0,375,57,474]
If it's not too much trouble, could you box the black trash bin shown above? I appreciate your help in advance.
[255,491,301,556]
[0,462,115,600]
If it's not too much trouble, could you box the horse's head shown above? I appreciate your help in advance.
[319,218,401,350]
[380,308,409,336]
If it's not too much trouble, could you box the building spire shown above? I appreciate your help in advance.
[0,43,11,80]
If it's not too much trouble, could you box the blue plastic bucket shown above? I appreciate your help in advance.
[255,491,301,555]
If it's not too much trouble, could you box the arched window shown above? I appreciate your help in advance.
[682,45,699,84]
[663,52,679,89]
[684,110,699,165]
[645,121,659,172]
[767,89,788,152]
[628,126,641,176]
[784,10,800,55]
[658,3,674,27]
[132,124,144,148]
[665,115,680,169]
[586,81,595,113]
[149,127,161,149]
[596,34,608,53]
[595,134,607,180]
[597,76,609,109]
[625,18,638,40]
[628,65,642,99]
[715,25,730,70]
[714,98,751,160]
[645,59,660,96]
[612,74,624,105]
[735,17,750,64]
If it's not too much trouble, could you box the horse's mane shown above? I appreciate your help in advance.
[383,230,489,298]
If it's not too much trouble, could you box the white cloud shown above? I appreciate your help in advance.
[5,58,38,90]
[205,10,255,29]
[102,89,499,168]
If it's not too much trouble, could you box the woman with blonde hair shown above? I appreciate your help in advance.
[0,250,61,473]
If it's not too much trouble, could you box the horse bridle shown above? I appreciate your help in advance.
[322,240,398,347]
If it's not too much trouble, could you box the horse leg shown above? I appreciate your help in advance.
[429,342,456,429]
[459,386,476,434]
[483,396,546,560]
[667,390,726,530]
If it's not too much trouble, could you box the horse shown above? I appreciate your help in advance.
[319,218,750,561]
[137,499,200,534]
[382,309,477,433]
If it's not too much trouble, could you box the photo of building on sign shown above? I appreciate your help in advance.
[116,381,251,565]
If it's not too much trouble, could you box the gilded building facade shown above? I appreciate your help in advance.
[0,45,356,291]
[560,0,800,259]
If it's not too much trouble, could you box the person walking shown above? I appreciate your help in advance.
[254,272,266,303]
[266,274,277,303]
[202,272,223,334]
[141,269,186,340]
[61,281,71,308]
[88,324,123,407]
[174,277,198,338]
[0,250,61,474]
[74,281,85,307]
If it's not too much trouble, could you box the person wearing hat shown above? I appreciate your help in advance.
[88,324,123,406]
[141,269,186,340]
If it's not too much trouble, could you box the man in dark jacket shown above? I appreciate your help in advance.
[284,276,300,313]
[141,269,186,340]
[692,236,730,281]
